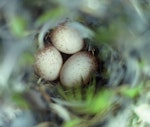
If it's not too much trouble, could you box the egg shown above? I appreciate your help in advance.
[51,24,84,54]
[34,46,63,81]
[60,51,98,87]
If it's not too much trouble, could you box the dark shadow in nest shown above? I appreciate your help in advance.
[99,44,140,88]
[32,109,63,127]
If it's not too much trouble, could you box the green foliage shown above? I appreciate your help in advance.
[59,83,114,127]
[20,52,34,65]
[12,92,29,109]
[95,28,110,42]
[10,16,27,37]
[84,89,113,114]
[85,81,96,103]
[35,7,67,26]
[57,87,76,102]
[95,25,118,43]
[120,85,142,98]
[58,80,96,103]
[57,83,113,114]
[94,20,126,44]
[62,119,82,127]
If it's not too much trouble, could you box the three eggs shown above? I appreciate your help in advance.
[34,22,98,87]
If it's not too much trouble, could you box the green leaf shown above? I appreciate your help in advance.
[73,86,82,101]
[94,20,125,43]
[85,82,95,103]
[12,93,29,109]
[62,119,82,127]
[95,27,116,43]
[21,52,34,65]
[36,7,67,26]
[10,16,27,37]
[83,89,113,114]
[121,85,141,98]
[57,86,69,100]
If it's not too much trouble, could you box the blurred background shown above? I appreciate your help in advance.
[0,0,150,127]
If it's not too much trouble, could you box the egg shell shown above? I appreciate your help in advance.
[51,25,84,54]
[34,46,63,81]
[60,51,98,87]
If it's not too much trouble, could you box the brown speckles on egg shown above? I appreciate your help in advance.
[34,46,63,81]
[51,25,84,54]
[60,51,98,87]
